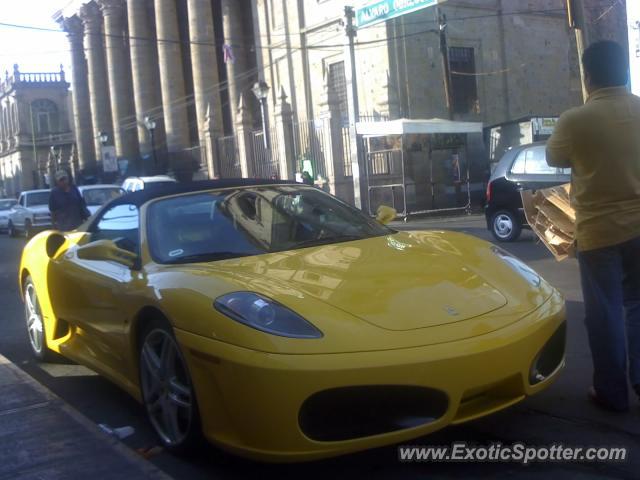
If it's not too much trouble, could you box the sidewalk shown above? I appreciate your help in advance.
[0,354,171,480]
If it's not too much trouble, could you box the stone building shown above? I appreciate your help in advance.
[0,65,74,197]
[55,0,260,182]
[54,0,627,205]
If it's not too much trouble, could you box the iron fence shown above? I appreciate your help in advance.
[249,130,280,178]
[292,119,328,180]
[217,135,241,178]
[341,126,352,177]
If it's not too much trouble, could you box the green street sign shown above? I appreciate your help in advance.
[356,0,442,28]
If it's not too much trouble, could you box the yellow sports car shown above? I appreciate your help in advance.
[19,180,565,462]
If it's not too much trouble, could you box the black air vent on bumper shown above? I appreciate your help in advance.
[299,385,448,442]
[530,322,566,384]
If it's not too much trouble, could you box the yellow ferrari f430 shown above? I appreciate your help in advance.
[19,180,565,461]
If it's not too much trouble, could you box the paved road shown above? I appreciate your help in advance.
[0,216,639,479]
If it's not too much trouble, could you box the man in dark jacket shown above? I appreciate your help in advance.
[48,170,90,231]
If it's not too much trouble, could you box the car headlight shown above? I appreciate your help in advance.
[214,292,323,339]
[491,246,541,287]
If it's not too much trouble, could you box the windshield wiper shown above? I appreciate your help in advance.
[294,234,364,248]
[164,251,254,264]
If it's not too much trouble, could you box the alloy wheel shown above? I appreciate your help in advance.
[493,213,513,239]
[140,328,194,447]
[24,282,44,355]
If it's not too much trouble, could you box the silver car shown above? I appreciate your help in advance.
[0,198,18,231]
[8,190,51,237]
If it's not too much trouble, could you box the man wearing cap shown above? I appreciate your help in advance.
[48,170,90,231]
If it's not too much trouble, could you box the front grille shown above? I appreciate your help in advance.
[299,385,448,442]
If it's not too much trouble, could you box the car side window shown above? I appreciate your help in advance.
[91,203,140,254]
[510,146,557,175]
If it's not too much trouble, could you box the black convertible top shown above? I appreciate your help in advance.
[110,178,301,208]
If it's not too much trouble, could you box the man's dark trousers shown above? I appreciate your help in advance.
[578,236,640,411]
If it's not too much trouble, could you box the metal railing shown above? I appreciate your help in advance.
[293,119,328,179]
[249,130,280,178]
[217,135,241,178]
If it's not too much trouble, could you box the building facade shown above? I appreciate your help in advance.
[55,0,261,183]
[0,65,74,197]
[54,0,627,203]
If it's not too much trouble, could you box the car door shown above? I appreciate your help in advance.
[13,194,26,228]
[48,202,142,380]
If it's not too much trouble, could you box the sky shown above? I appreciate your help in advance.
[0,0,72,80]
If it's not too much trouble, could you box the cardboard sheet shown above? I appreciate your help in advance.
[521,183,575,261]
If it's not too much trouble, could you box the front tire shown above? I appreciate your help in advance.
[8,221,17,237]
[491,210,522,242]
[139,319,201,454]
[24,276,51,361]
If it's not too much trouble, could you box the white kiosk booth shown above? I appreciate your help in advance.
[355,118,484,219]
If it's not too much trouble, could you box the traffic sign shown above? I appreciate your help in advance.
[356,0,443,28]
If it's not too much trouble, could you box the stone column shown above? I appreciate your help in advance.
[222,0,252,129]
[98,0,139,167]
[79,2,113,175]
[318,84,345,196]
[186,0,224,177]
[234,93,253,178]
[127,0,164,172]
[202,103,219,178]
[274,88,295,180]
[154,0,190,173]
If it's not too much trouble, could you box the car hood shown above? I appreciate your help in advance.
[179,231,540,332]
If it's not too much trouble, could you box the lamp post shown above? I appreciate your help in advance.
[144,116,157,174]
[98,131,109,183]
[252,81,270,150]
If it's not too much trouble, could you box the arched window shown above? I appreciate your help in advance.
[31,99,58,134]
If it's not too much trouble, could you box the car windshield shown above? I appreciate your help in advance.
[26,192,49,207]
[83,187,124,206]
[147,186,393,264]
[0,199,17,210]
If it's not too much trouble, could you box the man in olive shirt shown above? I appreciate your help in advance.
[547,41,640,412]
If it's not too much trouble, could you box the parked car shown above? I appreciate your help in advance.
[78,184,125,215]
[20,179,565,460]
[485,142,570,242]
[8,189,52,238]
[0,198,18,232]
[122,175,176,193]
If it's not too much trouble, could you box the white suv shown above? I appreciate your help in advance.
[8,189,52,238]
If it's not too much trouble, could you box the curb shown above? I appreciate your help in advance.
[0,354,173,480]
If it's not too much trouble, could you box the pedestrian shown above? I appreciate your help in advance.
[49,170,91,231]
[301,171,314,186]
[546,41,640,412]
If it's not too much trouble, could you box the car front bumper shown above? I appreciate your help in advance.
[176,289,565,462]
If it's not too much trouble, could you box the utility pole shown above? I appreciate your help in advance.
[437,7,454,119]
[567,0,590,102]
[344,6,367,212]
